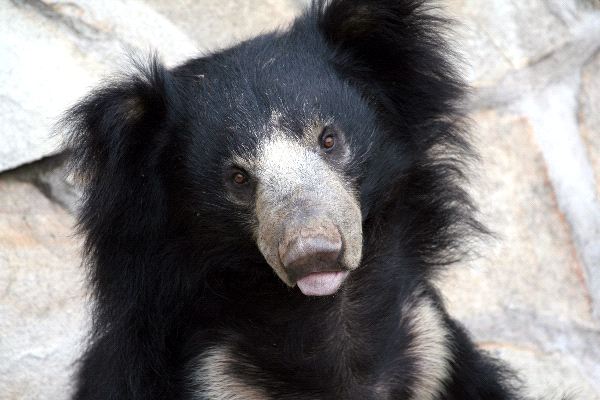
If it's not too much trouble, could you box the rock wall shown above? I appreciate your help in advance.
[437,1,600,398]
[0,1,598,399]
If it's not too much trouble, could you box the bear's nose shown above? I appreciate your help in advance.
[278,222,343,281]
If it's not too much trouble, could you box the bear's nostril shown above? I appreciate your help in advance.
[278,225,343,281]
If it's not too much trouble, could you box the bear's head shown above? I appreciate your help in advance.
[62,0,474,299]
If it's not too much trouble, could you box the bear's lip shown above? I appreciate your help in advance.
[295,271,349,296]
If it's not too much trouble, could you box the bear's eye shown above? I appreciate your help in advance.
[320,127,336,151]
[232,171,248,185]
[224,167,254,204]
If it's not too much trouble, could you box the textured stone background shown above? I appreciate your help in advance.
[0,0,599,399]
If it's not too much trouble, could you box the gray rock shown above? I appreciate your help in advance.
[518,77,600,322]
[490,344,599,399]
[0,175,86,400]
[445,0,600,95]
[33,161,80,215]
[445,0,571,87]
[580,50,600,199]
[444,0,600,348]
[438,109,600,397]
[440,109,596,324]
[11,155,81,215]
[578,49,600,320]
[0,2,99,173]
[144,0,303,53]
[0,0,197,173]
[471,17,600,109]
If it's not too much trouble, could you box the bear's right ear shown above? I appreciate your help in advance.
[59,57,176,242]
[61,58,174,183]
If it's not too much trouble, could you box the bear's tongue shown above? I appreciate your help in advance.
[296,271,349,296]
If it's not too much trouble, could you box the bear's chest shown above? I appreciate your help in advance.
[189,297,451,400]
[190,348,389,400]
[190,345,272,400]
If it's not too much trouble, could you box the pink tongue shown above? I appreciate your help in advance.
[296,271,349,296]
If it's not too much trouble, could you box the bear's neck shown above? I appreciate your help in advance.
[182,254,425,392]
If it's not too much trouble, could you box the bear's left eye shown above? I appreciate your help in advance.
[320,127,336,151]
[323,135,335,149]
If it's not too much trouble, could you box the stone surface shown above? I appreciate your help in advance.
[31,155,81,214]
[519,78,600,322]
[0,0,196,173]
[145,0,303,52]
[437,109,600,398]
[577,49,600,321]
[440,110,593,324]
[442,0,600,356]
[0,171,86,400]
[0,1,100,173]
[445,0,572,86]
[580,50,600,196]
[486,344,599,399]
[445,0,600,103]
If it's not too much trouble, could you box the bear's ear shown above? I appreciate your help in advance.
[317,0,465,128]
[62,58,174,182]
[60,57,175,242]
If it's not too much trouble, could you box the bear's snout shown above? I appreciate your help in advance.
[278,222,344,282]
[252,135,362,293]
[277,222,349,296]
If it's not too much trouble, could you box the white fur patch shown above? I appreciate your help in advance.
[254,133,362,284]
[403,294,453,400]
[231,113,362,287]
[192,346,271,400]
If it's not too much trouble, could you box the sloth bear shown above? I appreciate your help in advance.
[62,0,531,399]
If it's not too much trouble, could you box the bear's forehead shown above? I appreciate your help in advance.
[181,34,379,164]
[226,111,328,167]
[193,66,366,135]
[194,35,345,111]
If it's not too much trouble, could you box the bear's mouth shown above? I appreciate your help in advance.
[275,221,352,296]
[295,270,350,296]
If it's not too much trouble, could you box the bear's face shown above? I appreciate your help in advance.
[64,0,468,298]
[177,52,382,296]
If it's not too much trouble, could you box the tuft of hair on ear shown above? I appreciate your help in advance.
[315,0,467,143]
[60,55,174,183]
[57,54,176,262]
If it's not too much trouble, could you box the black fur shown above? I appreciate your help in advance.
[61,1,533,399]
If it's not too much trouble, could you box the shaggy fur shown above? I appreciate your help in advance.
[62,1,534,399]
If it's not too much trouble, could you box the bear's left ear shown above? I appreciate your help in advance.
[316,0,465,128]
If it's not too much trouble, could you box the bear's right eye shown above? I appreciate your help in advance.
[232,171,248,185]
[224,167,254,205]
